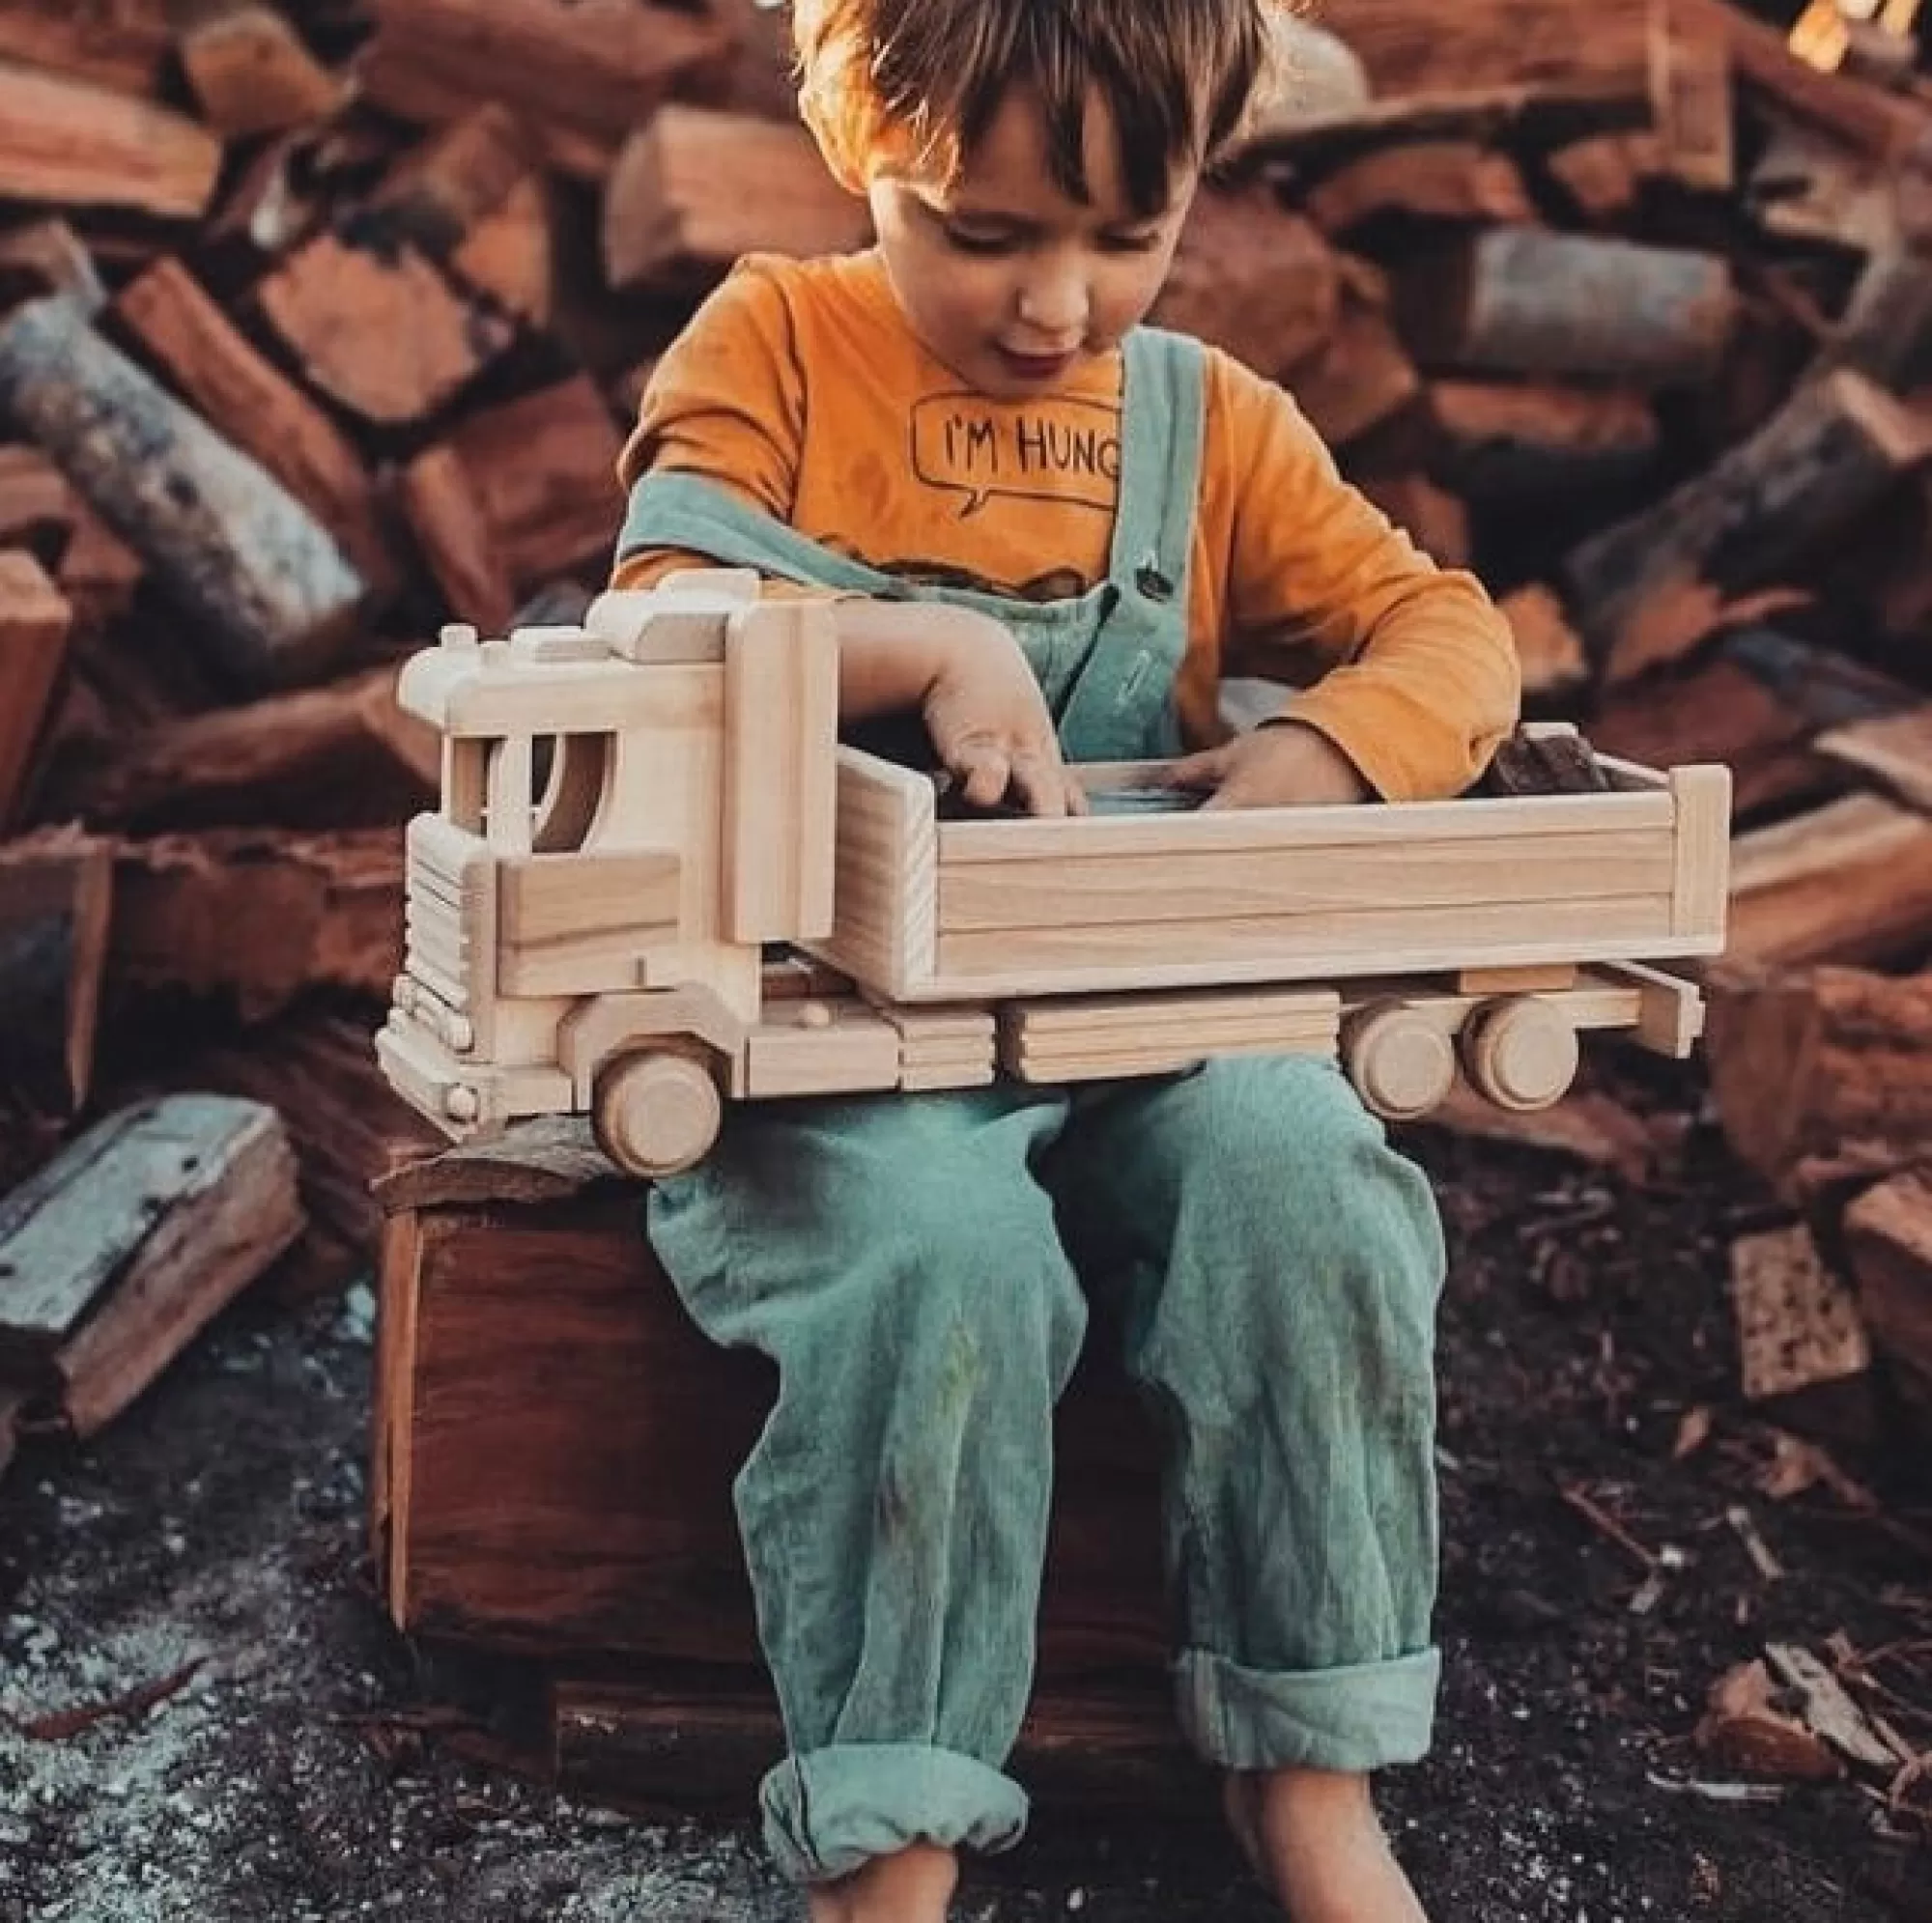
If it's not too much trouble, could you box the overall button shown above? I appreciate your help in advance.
[1134,562,1174,602]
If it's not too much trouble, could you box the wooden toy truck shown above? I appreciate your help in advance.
[376,575,1731,1176]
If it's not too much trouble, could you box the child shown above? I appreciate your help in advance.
[610,3,1520,1917]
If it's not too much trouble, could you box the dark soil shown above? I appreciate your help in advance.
[2,1051,1929,1923]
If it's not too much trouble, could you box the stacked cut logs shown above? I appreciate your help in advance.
[1,0,1931,1441]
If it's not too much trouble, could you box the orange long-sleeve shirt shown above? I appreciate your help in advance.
[613,250,1520,802]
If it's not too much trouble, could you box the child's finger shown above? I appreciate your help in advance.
[1165,747,1229,792]
[955,745,1012,809]
[1009,748,1073,816]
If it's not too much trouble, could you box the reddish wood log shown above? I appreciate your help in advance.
[1427,380,1660,502]
[1842,1167,1932,1391]
[255,235,517,428]
[603,104,870,295]
[178,4,345,137]
[0,61,222,221]
[1726,795,1932,973]
[0,828,111,1116]
[108,828,404,1024]
[1302,140,1535,235]
[0,550,71,830]
[353,0,738,182]
[114,258,400,600]
[1707,968,1932,1199]
[1151,186,1340,380]
[41,667,439,835]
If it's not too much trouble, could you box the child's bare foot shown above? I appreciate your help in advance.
[806,1842,957,1923]
[1224,1768,1428,1923]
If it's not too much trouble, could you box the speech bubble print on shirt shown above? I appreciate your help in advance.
[910,394,1122,519]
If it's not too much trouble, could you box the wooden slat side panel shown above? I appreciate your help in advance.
[929,893,1682,1001]
[940,830,1674,935]
[938,789,1672,865]
[808,750,937,995]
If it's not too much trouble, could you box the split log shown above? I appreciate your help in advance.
[0,219,105,318]
[353,0,738,182]
[1395,227,1738,386]
[427,377,627,601]
[1316,0,1659,108]
[366,106,554,328]
[177,4,346,139]
[1813,245,1932,393]
[1302,141,1536,235]
[1744,118,1891,252]
[1563,369,1932,680]
[0,2,172,95]
[1706,967,1932,1196]
[1590,625,1919,820]
[1673,0,1931,165]
[1842,1167,1932,1390]
[0,829,111,1116]
[0,550,71,829]
[1426,380,1660,503]
[0,1094,303,1436]
[1725,793,1932,971]
[195,1010,437,1304]
[1650,9,1736,193]
[1815,706,1932,813]
[1358,474,1472,569]
[0,297,365,693]
[1151,189,1340,381]
[54,506,143,640]
[1283,257,1422,448]
[1729,1224,1871,1402]
[1498,584,1588,700]
[114,258,399,598]
[398,446,519,634]
[1240,85,1650,176]
[255,234,517,428]
[0,447,72,556]
[40,667,438,834]
[109,828,405,1024]
[1541,131,1665,223]
[0,61,222,222]
[603,104,870,296]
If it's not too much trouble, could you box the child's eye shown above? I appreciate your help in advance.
[944,226,1020,256]
[1101,230,1164,254]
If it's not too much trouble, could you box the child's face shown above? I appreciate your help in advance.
[867,85,1200,401]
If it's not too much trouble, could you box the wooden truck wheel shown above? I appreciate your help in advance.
[1344,1006,1456,1121]
[1461,998,1579,1113]
[592,1048,724,1177]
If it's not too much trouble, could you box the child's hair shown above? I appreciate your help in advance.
[792,0,1286,216]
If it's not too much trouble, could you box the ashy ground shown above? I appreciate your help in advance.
[2,1057,1929,1923]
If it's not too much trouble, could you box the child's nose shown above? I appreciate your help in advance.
[1015,269,1088,342]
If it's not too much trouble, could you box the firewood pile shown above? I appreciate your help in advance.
[1,0,1931,1464]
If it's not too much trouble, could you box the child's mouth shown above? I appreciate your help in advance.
[996,346,1076,382]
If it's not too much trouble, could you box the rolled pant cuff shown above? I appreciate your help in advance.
[1175,1645,1441,1774]
[759,1742,1030,1883]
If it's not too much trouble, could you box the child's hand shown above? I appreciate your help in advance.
[923,616,1089,817]
[1168,721,1372,810]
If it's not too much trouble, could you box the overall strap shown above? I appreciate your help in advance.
[614,472,895,593]
[1051,325,1208,763]
[1104,324,1208,608]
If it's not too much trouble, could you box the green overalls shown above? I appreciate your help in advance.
[618,325,1446,1884]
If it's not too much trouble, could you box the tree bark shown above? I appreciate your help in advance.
[0,297,365,693]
